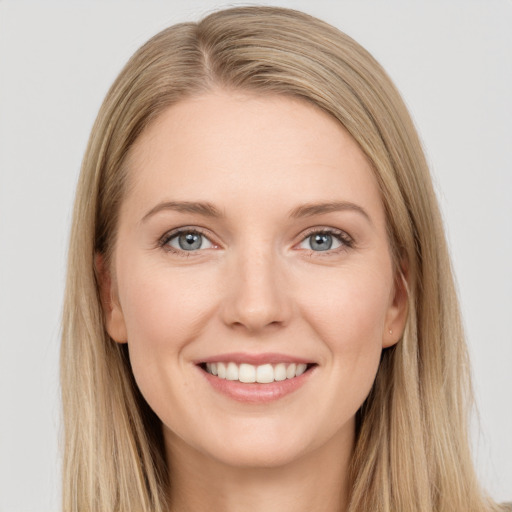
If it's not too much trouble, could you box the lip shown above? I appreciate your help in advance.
[195,353,317,403]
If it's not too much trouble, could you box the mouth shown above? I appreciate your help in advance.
[198,361,316,384]
[195,353,317,402]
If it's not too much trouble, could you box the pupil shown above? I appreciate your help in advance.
[311,233,332,251]
[179,233,202,250]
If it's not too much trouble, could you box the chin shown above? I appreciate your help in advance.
[208,438,311,469]
[165,417,317,470]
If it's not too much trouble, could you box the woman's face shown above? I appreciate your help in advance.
[103,90,406,469]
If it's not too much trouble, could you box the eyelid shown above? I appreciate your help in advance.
[296,226,354,252]
[157,225,354,255]
[158,226,219,254]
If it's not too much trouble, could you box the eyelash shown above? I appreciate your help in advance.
[158,227,212,257]
[158,226,354,257]
[300,227,354,254]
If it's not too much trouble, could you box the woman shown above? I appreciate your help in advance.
[61,6,508,512]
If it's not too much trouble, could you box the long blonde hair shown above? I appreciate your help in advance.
[61,6,504,511]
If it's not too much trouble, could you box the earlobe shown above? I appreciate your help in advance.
[383,265,409,348]
[95,253,128,343]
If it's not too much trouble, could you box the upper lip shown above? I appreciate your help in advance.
[196,352,315,365]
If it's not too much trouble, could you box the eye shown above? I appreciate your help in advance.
[297,229,352,252]
[164,230,214,252]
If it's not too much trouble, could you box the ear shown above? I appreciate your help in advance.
[95,253,128,343]
[383,263,409,348]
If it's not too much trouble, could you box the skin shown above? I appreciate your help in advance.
[100,90,408,512]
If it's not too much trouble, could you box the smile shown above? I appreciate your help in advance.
[203,362,310,383]
[197,353,317,402]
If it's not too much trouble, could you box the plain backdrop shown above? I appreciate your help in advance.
[0,1,510,510]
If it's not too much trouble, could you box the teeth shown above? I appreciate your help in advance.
[286,363,296,379]
[295,363,307,377]
[205,362,311,383]
[239,363,256,383]
[217,362,226,379]
[226,362,238,381]
[274,363,287,381]
[256,364,274,383]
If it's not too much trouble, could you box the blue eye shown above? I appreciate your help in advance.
[165,231,213,252]
[309,233,336,251]
[161,228,351,255]
[298,230,349,252]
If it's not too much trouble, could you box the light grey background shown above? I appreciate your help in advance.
[0,1,510,510]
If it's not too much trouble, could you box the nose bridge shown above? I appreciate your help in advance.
[222,238,291,332]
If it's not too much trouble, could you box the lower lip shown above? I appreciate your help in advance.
[198,366,315,403]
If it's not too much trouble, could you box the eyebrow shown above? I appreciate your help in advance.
[141,201,223,223]
[141,200,372,225]
[288,201,373,225]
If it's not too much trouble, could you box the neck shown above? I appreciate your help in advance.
[165,426,354,512]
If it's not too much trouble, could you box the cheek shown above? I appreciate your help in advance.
[115,260,220,395]
[118,262,218,346]
[116,260,222,424]
[298,261,392,364]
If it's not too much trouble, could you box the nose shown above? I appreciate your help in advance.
[220,246,292,334]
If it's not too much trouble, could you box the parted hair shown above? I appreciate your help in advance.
[61,6,505,511]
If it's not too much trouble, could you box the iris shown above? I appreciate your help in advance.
[309,233,333,251]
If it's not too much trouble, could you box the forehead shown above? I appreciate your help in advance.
[122,90,384,226]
